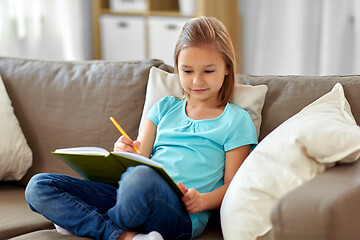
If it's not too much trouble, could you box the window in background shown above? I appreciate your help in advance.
[239,0,360,76]
[0,0,93,60]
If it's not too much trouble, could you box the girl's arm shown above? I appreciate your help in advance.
[113,118,156,158]
[177,144,250,214]
[136,119,157,158]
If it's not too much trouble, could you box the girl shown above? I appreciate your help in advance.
[25,16,257,240]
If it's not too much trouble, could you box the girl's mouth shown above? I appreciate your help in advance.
[192,88,208,93]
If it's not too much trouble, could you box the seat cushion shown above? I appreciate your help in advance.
[0,185,54,239]
[10,229,92,240]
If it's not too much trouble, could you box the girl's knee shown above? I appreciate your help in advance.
[121,166,158,186]
[120,166,163,196]
[128,165,157,177]
[25,173,54,205]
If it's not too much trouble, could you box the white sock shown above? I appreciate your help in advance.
[132,231,164,240]
[54,223,74,235]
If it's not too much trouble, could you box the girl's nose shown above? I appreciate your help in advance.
[193,73,203,84]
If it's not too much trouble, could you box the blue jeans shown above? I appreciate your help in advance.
[25,165,192,240]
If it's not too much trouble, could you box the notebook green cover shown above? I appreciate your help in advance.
[53,147,184,198]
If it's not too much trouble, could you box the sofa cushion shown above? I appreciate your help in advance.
[238,75,360,141]
[0,185,54,239]
[10,229,92,240]
[139,67,268,137]
[0,74,32,181]
[221,83,360,240]
[271,159,360,240]
[0,58,168,184]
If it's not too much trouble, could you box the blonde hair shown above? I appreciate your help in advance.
[174,16,236,107]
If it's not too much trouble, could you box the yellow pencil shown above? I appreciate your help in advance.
[110,117,139,153]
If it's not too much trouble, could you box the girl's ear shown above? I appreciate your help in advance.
[225,67,229,76]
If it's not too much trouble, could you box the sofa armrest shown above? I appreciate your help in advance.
[271,159,360,240]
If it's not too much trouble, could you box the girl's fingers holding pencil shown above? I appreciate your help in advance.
[114,136,137,153]
[119,135,132,144]
[133,140,141,149]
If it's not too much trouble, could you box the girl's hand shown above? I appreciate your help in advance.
[177,182,205,214]
[113,135,140,154]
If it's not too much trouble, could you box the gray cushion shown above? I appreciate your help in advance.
[0,58,168,184]
[238,75,360,141]
[0,185,53,239]
[10,229,92,240]
[271,160,360,240]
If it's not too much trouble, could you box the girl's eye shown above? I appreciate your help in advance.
[183,70,193,74]
[205,70,215,73]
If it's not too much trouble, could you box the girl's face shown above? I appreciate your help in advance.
[177,46,228,106]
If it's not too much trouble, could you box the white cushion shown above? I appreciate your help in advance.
[221,83,360,240]
[139,67,268,137]
[0,74,32,181]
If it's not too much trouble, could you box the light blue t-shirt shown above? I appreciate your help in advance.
[147,96,258,238]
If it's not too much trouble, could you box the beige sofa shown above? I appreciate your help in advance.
[0,57,359,240]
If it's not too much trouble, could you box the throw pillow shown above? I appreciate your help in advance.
[0,74,32,181]
[221,83,360,240]
[139,67,268,137]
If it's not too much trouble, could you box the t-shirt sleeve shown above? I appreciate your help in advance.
[223,107,258,152]
[146,96,177,127]
[146,99,161,127]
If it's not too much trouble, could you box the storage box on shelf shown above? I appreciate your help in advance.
[148,16,190,66]
[100,15,146,61]
[92,0,242,70]
[110,0,147,12]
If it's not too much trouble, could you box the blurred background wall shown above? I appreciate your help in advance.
[239,0,360,75]
[0,0,93,60]
[1,0,359,75]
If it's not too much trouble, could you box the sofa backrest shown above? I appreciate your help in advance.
[238,75,360,141]
[1,57,359,185]
[0,57,170,184]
